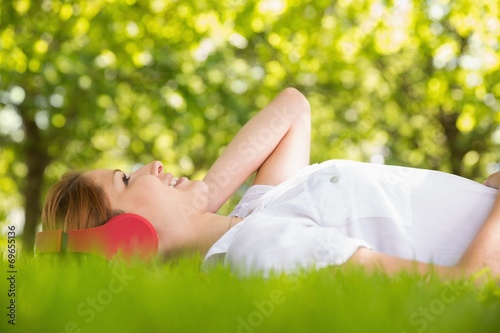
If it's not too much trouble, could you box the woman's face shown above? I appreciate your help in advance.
[85,161,209,239]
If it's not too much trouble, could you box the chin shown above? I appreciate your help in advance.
[197,179,209,193]
[189,180,210,211]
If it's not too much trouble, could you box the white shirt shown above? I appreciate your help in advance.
[203,160,498,275]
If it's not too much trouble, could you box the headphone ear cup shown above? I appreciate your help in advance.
[35,214,158,261]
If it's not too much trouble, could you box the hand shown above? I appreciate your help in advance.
[483,171,500,189]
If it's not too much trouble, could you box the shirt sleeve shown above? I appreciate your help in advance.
[225,216,372,276]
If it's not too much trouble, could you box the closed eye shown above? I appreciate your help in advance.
[122,173,130,186]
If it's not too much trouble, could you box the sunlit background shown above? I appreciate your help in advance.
[1,0,499,253]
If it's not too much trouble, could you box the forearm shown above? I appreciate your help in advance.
[457,189,500,275]
[203,87,310,213]
[349,248,461,280]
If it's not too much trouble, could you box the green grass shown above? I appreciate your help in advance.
[1,254,500,333]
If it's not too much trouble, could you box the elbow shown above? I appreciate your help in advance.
[281,87,311,115]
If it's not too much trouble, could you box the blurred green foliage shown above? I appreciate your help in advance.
[0,0,499,251]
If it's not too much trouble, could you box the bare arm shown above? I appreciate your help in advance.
[455,188,500,276]
[203,88,311,213]
[348,248,461,279]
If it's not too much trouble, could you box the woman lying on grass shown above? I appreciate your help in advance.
[42,88,500,279]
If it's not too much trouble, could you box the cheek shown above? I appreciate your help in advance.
[118,179,167,215]
[125,189,168,232]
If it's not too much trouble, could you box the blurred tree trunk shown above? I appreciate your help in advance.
[20,111,51,253]
[438,110,464,175]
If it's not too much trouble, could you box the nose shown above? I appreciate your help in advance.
[150,161,163,175]
[133,161,164,177]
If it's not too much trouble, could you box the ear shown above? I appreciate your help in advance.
[35,214,158,261]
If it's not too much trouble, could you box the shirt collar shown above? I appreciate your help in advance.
[202,221,246,269]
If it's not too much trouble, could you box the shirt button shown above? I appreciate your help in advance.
[330,176,339,183]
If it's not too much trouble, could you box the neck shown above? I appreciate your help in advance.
[195,213,242,256]
[167,213,241,258]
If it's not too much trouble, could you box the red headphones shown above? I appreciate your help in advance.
[35,214,158,260]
